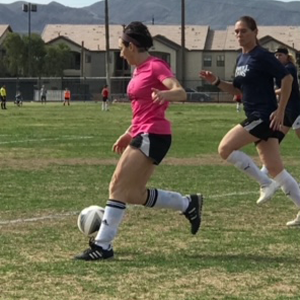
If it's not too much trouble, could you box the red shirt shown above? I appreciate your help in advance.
[102,88,109,97]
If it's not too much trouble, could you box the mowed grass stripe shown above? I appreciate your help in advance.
[0,102,299,300]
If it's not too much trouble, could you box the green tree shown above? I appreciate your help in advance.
[22,34,46,77]
[44,43,72,77]
[3,33,25,76]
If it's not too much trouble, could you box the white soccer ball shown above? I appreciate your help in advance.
[77,205,105,237]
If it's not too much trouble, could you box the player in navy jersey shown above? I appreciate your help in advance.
[200,16,300,223]
[260,47,300,226]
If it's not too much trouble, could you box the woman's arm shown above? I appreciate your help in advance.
[199,70,241,95]
[152,77,187,104]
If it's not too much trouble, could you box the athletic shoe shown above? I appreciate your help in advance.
[286,211,300,227]
[183,194,203,235]
[256,180,279,205]
[74,239,114,261]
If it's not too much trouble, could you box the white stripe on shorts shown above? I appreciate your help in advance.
[244,119,263,132]
[292,115,300,130]
[140,133,150,157]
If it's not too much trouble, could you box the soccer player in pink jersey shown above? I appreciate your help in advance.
[75,21,203,261]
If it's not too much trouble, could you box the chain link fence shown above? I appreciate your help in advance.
[0,77,233,103]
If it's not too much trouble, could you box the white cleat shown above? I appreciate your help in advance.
[256,180,280,205]
[286,211,300,227]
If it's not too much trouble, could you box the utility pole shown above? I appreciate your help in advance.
[104,0,111,90]
[181,0,185,86]
[22,3,37,77]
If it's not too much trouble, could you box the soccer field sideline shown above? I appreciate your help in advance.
[0,190,260,225]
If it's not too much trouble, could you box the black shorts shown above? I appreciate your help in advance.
[284,110,300,129]
[102,97,108,102]
[130,133,172,165]
[240,117,283,142]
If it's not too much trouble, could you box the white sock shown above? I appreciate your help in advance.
[144,189,189,212]
[227,150,272,187]
[95,200,126,249]
[274,170,300,208]
[260,165,269,176]
[102,102,105,111]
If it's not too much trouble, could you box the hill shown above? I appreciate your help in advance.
[1,0,300,33]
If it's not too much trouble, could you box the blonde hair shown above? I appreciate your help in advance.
[287,53,296,65]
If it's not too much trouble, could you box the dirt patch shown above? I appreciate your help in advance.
[0,155,299,170]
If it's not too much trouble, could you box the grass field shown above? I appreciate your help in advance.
[0,102,299,300]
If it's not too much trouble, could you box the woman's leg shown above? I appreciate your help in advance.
[75,146,203,260]
[257,138,300,208]
[219,124,278,203]
[219,125,273,185]
[260,125,289,176]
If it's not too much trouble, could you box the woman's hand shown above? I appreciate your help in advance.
[199,70,218,84]
[151,88,167,105]
[112,132,132,154]
[270,109,284,131]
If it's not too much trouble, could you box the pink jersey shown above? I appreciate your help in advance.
[127,56,174,138]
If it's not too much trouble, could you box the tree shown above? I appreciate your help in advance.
[44,43,72,77]
[22,34,46,77]
[3,33,25,76]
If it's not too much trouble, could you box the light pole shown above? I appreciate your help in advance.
[22,3,37,77]
[181,0,185,86]
[104,0,111,90]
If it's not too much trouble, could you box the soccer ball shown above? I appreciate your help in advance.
[77,205,105,237]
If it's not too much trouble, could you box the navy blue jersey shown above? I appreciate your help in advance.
[233,46,288,121]
[275,62,300,114]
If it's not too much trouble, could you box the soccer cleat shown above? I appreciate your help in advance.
[256,180,280,205]
[286,211,300,227]
[74,238,114,261]
[183,194,203,235]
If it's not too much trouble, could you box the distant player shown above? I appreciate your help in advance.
[101,84,109,111]
[40,85,47,104]
[0,84,7,109]
[233,94,242,112]
[63,88,71,106]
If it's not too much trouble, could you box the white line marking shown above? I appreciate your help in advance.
[0,136,93,145]
[0,191,258,226]
[0,211,80,225]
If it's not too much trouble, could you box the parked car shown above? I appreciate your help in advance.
[184,88,212,102]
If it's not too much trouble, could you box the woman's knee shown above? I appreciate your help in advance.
[109,175,146,204]
[218,142,232,160]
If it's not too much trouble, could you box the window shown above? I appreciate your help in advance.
[216,55,225,67]
[85,54,91,63]
[114,51,129,76]
[150,51,170,64]
[203,56,212,67]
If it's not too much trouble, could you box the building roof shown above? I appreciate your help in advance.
[226,25,300,50]
[42,24,300,52]
[0,24,12,38]
[41,24,210,51]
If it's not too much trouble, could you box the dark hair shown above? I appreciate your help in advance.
[237,16,259,44]
[122,21,153,52]
[237,16,258,31]
[275,47,288,55]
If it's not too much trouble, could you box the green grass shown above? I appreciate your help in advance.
[0,102,299,300]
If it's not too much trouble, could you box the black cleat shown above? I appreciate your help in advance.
[74,239,114,261]
[183,194,203,235]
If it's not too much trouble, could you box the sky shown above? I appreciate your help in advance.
[0,0,102,7]
[0,0,298,7]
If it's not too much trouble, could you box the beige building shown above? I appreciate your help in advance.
[1,23,299,90]
[41,24,300,90]
[0,25,12,59]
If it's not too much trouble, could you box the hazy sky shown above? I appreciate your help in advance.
[0,0,298,7]
[0,0,101,7]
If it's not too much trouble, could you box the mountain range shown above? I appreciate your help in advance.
[1,0,300,33]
